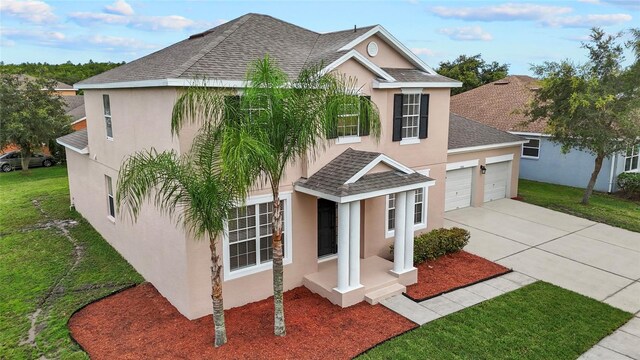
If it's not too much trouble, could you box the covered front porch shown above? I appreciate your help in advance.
[295,148,435,307]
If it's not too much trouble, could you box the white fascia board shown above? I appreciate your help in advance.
[75,78,248,90]
[56,139,89,155]
[344,154,414,185]
[321,50,396,82]
[372,79,462,89]
[295,180,436,204]
[486,153,514,164]
[293,184,342,203]
[447,141,528,155]
[70,117,86,125]
[337,25,436,75]
[509,131,550,137]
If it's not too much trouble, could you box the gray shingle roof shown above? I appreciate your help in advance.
[56,129,88,152]
[296,148,433,198]
[448,113,525,150]
[77,14,378,86]
[63,95,85,122]
[382,68,458,83]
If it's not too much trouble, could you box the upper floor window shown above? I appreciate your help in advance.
[326,96,371,142]
[522,138,540,159]
[392,92,429,144]
[625,146,639,172]
[337,101,359,138]
[103,95,113,140]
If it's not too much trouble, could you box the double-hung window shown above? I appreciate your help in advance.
[103,95,113,140]
[392,92,429,143]
[225,193,292,279]
[105,175,115,219]
[329,96,371,142]
[522,138,540,158]
[336,101,360,138]
[625,146,639,172]
[386,188,426,236]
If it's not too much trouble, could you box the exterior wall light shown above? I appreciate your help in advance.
[480,165,487,174]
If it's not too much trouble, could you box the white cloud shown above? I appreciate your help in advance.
[411,48,436,56]
[104,0,134,16]
[430,3,572,21]
[543,13,632,27]
[438,26,493,41]
[0,27,156,51]
[0,0,57,24]
[68,11,216,31]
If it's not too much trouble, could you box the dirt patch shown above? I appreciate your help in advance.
[69,284,416,360]
[405,251,510,302]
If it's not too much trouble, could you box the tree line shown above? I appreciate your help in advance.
[0,60,124,86]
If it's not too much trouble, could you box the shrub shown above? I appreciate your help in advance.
[617,172,640,198]
[390,227,470,265]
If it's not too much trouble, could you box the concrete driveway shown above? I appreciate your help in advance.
[445,199,640,314]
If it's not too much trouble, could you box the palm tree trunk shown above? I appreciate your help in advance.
[582,153,605,205]
[272,189,286,336]
[209,235,227,347]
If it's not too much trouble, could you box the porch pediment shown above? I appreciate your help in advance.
[295,148,435,203]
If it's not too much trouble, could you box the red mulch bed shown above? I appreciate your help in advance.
[69,284,416,360]
[405,250,511,301]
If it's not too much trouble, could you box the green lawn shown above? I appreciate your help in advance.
[359,282,632,360]
[0,166,143,359]
[518,179,640,233]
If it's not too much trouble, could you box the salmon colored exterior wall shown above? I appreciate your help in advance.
[61,33,489,319]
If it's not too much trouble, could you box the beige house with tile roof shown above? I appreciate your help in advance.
[57,13,525,319]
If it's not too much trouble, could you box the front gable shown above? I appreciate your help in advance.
[352,34,414,69]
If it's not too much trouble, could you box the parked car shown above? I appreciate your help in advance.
[0,151,56,172]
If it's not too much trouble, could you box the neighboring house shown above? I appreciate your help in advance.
[450,75,637,192]
[56,13,524,319]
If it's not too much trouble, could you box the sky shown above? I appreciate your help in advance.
[0,0,639,75]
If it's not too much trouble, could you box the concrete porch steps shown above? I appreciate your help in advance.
[365,283,406,305]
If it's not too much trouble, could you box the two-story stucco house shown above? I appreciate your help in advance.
[56,14,525,320]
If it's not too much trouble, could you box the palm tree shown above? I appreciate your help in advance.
[116,123,239,347]
[173,55,381,336]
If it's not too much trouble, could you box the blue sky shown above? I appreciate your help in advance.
[1,0,638,75]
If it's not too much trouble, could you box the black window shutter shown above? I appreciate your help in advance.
[392,94,403,141]
[359,96,371,136]
[419,94,429,139]
[224,95,241,123]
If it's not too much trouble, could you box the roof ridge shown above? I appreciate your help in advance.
[250,13,320,35]
[170,14,253,78]
[320,25,377,35]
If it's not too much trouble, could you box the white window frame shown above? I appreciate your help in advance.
[105,175,115,221]
[522,137,540,159]
[385,187,427,239]
[103,94,113,141]
[624,146,639,172]
[223,192,293,281]
[401,93,420,141]
[335,96,362,144]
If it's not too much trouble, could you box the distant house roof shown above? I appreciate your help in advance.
[295,148,434,203]
[63,95,85,122]
[76,13,459,89]
[14,74,74,91]
[450,75,546,134]
[448,113,526,151]
[56,129,88,154]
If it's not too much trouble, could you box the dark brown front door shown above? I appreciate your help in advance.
[317,199,337,258]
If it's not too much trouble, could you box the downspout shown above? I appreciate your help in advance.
[608,152,617,193]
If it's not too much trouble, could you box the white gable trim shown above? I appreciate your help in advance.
[321,50,396,82]
[373,79,462,89]
[337,25,436,75]
[56,138,89,155]
[344,154,414,185]
[70,117,87,125]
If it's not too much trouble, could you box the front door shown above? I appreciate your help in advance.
[317,199,337,258]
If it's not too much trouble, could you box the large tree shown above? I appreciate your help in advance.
[117,124,240,347]
[0,74,70,172]
[437,54,509,95]
[526,28,640,204]
[172,55,381,337]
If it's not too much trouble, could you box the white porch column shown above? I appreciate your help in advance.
[336,202,350,292]
[393,192,406,273]
[349,200,361,288]
[404,190,416,270]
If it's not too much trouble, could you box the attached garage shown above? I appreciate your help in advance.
[445,166,473,211]
[483,161,511,202]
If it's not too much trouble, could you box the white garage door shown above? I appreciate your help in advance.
[484,162,510,202]
[445,167,473,211]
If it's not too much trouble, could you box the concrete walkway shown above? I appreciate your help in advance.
[380,271,536,325]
